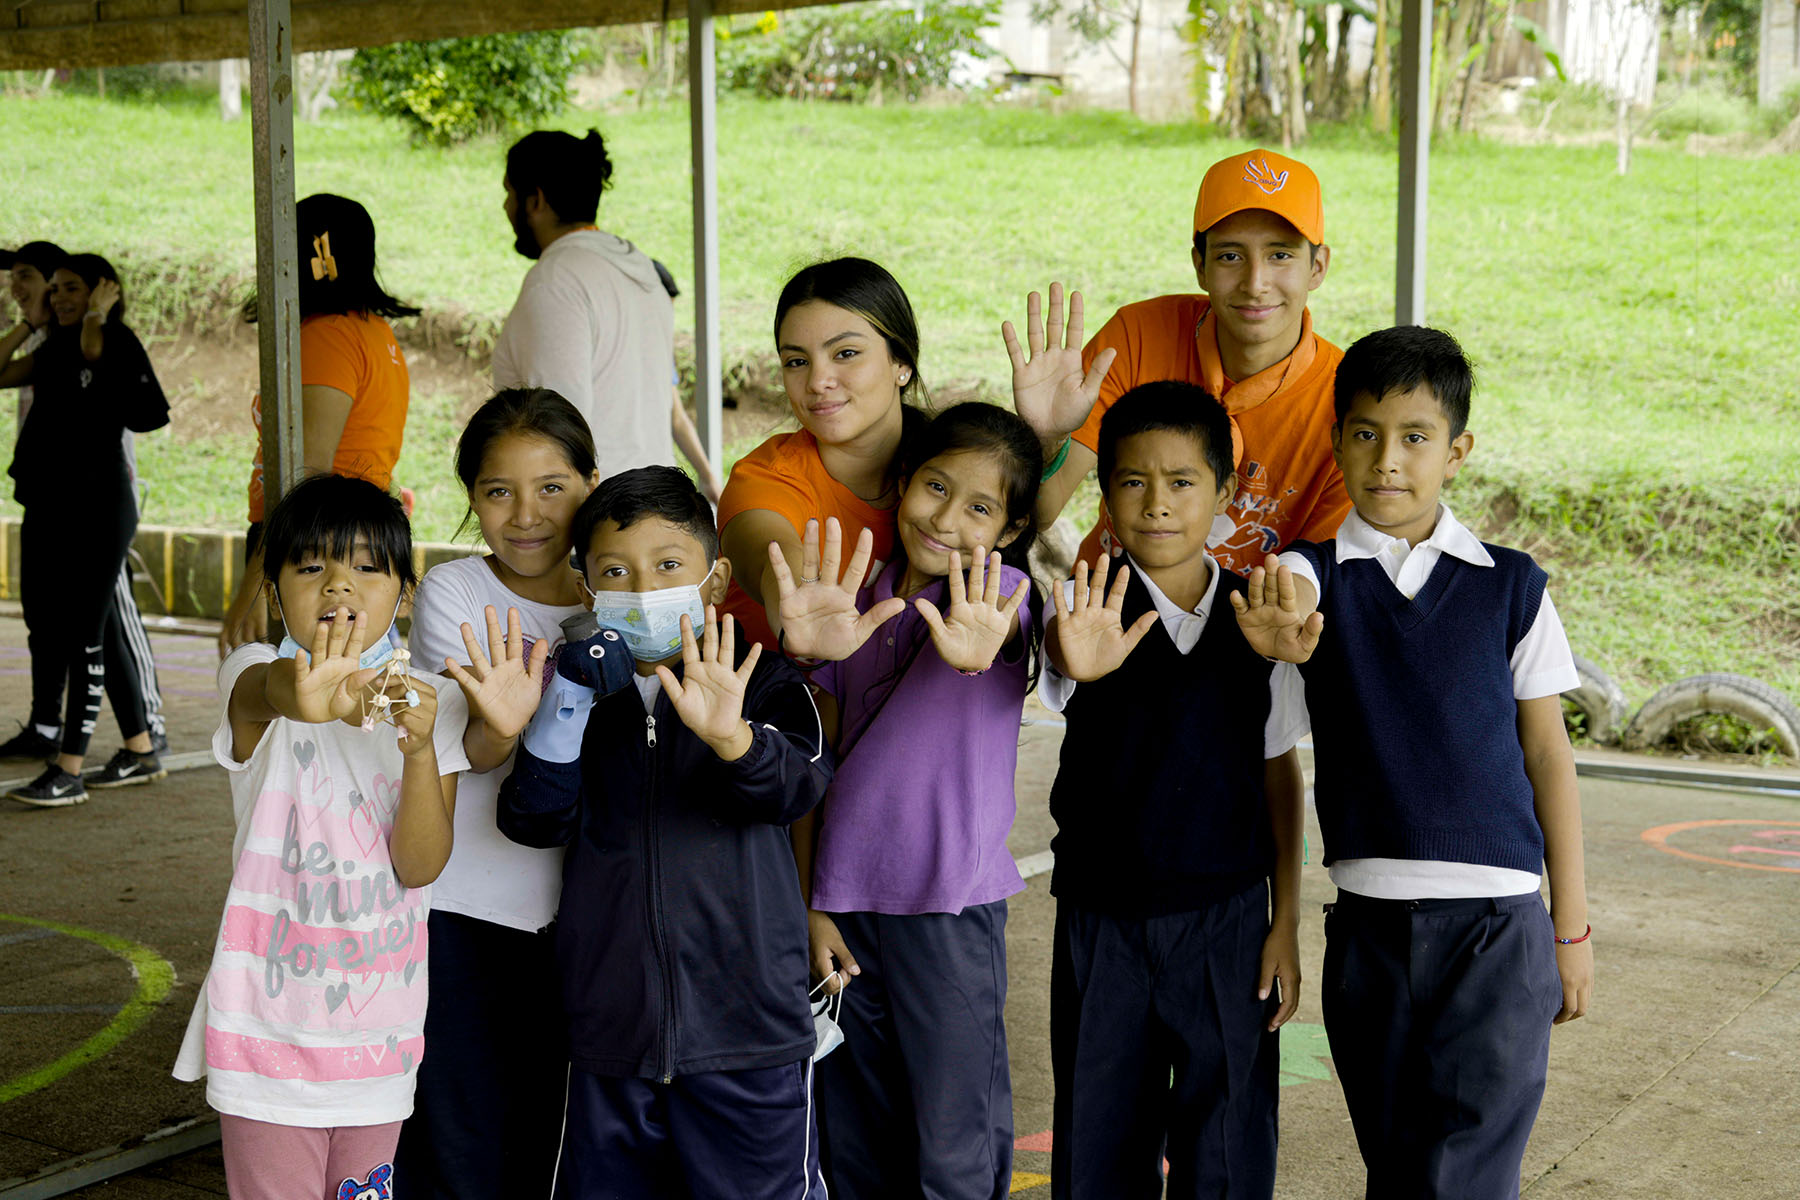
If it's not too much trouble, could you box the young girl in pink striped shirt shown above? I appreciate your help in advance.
[174,474,468,1200]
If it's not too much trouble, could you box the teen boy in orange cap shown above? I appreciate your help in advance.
[1018,148,1351,575]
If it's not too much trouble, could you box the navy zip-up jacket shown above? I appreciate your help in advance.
[498,647,833,1081]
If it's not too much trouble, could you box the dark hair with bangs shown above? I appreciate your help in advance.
[1097,380,1235,494]
[260,474,416,602]
[59,253,126,323]
[1333,325,1473,437]
[455,388,597,538]
[570,466,718,581]
[506,129,613,225]
[900,402,1042,579]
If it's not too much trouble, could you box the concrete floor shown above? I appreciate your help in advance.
[0,622,1796,1197]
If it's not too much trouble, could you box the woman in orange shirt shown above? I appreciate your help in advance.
[717,258,932,650]
[219,193,418,655]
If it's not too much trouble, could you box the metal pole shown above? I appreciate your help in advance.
[249,0,302,507]
[1395,0,1431,326]
[688,0,723,475]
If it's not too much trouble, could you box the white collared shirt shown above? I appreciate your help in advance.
[1039,553,1309,759]
[1278,505,1579,899]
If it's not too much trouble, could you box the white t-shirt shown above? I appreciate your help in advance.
[1038,552,1310,759]
[1279,505,1580,899]
[173,643,470,1127]
[492,229,677,482]
[409,554,585,932]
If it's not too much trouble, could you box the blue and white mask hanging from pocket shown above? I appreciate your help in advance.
[810,973,845,1062]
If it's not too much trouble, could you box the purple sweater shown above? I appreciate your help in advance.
[811,560,1032,916]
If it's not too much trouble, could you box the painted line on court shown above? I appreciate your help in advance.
[1640,819,1800,874]
[0,914,175,1105]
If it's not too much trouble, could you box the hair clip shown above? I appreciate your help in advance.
[310,232,338,282]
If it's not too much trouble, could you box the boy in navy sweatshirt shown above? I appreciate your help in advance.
[1040,382,1308,1200]
[1233,325,1594,1200]
[499,466,833,1200]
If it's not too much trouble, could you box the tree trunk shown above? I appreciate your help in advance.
[1224,4,1247,136]
[96,66,105,100]
[1372,0,1392,133]
[1328,8,1353,118]
[1455,0,1491,132]
[1778,109,1800,152]
[1434,0,1478,133]
[1127,0,1143,117]
[220,58,243,121]
[1306,10,1331,116]
[1284,0,1307,145]
[1615,93,1632,174]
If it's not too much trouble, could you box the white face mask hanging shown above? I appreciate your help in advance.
[810,974,846,1062]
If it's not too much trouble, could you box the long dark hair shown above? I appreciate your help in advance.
[59,253,126,324]
[774,258,932,430]
[242,193,420,323]
[453,387,598,540]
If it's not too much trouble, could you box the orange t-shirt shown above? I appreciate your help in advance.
[247,313,411,523]
[1073,294,1349,575]
[716,430,899,651]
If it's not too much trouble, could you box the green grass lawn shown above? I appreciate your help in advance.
[3,93,1796,711]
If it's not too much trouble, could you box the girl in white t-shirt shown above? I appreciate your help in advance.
[175,474,468,1200]
[391,387,600,1198]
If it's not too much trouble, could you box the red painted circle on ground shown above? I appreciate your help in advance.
[1640,819,1800,874]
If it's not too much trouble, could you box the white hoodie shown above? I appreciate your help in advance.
[493,229,676,481]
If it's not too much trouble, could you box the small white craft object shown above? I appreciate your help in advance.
[359,649,422,731]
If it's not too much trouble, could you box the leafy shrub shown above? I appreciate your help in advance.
[347,32,581,145]
[717,1,999,102]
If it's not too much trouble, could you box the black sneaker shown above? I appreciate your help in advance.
[0,724,58,761]
[8,765,86,807]
[86,748,169,789]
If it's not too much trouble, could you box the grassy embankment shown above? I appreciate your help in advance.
[1,93,1795,711]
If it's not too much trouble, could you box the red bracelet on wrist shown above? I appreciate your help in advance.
[1554,924,1592,945]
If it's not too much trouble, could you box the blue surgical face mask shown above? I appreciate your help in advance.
[586,562,719,663]
[276,609,400,671]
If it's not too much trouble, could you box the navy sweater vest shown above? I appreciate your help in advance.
[1049,565,1276,917]
[1293,541,1549,872]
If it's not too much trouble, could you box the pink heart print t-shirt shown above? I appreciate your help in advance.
[174,642,470,1126]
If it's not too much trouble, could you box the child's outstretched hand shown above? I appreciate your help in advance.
[291,608,378,725]
[391,675,439,759]
[769,517,906,661]
[442,605,551,740]
[1258,924,1302,1031]
[658,607,761,762]
[1230,553,1324,663]
[915,548,1029,674]
[1049,557,1158,682]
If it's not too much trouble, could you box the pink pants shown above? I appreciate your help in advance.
[218,1114,403,1200]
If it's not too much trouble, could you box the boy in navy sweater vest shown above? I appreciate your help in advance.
[498,467,834,1199]
[1233,326,1594,1200]
[1041,382,1308,1200]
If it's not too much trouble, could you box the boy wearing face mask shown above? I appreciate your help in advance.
[498,466,835,1199]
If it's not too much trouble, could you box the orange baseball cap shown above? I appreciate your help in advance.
[1193,149,1324,246]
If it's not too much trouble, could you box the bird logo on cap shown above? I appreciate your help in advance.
[1243,157,1289,195]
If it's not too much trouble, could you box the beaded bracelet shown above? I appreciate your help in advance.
[1554,924,1592,945]
[1040,437,1072,482]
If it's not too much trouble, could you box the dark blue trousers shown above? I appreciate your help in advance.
[393,911,567,1200]
[1050,883,1279,1200]
[1321,890,1562,1200]
[816,901,1013,1200]
[553,1060,825,1200]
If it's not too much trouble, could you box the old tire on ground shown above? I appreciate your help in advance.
[1620,673,1800,758]
[1561,655,1628,745]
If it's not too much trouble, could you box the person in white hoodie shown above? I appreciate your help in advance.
[494,129,710,489]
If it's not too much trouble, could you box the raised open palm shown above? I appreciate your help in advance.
[915,548,1029,674]
[657,608,762,746]
[1049,557,1159,682]
[1229,554,1324,664]
[442,605,551,739]
[769,518,905,661]
[291,609,378,724]
[1004,282,1117,445]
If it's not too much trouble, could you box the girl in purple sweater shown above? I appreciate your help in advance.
[768,402,1043,1200]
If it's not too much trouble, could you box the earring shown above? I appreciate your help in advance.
[899,371,911,386]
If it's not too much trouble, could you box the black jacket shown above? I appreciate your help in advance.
[10,323,168,511]
[499,642,833,1081]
